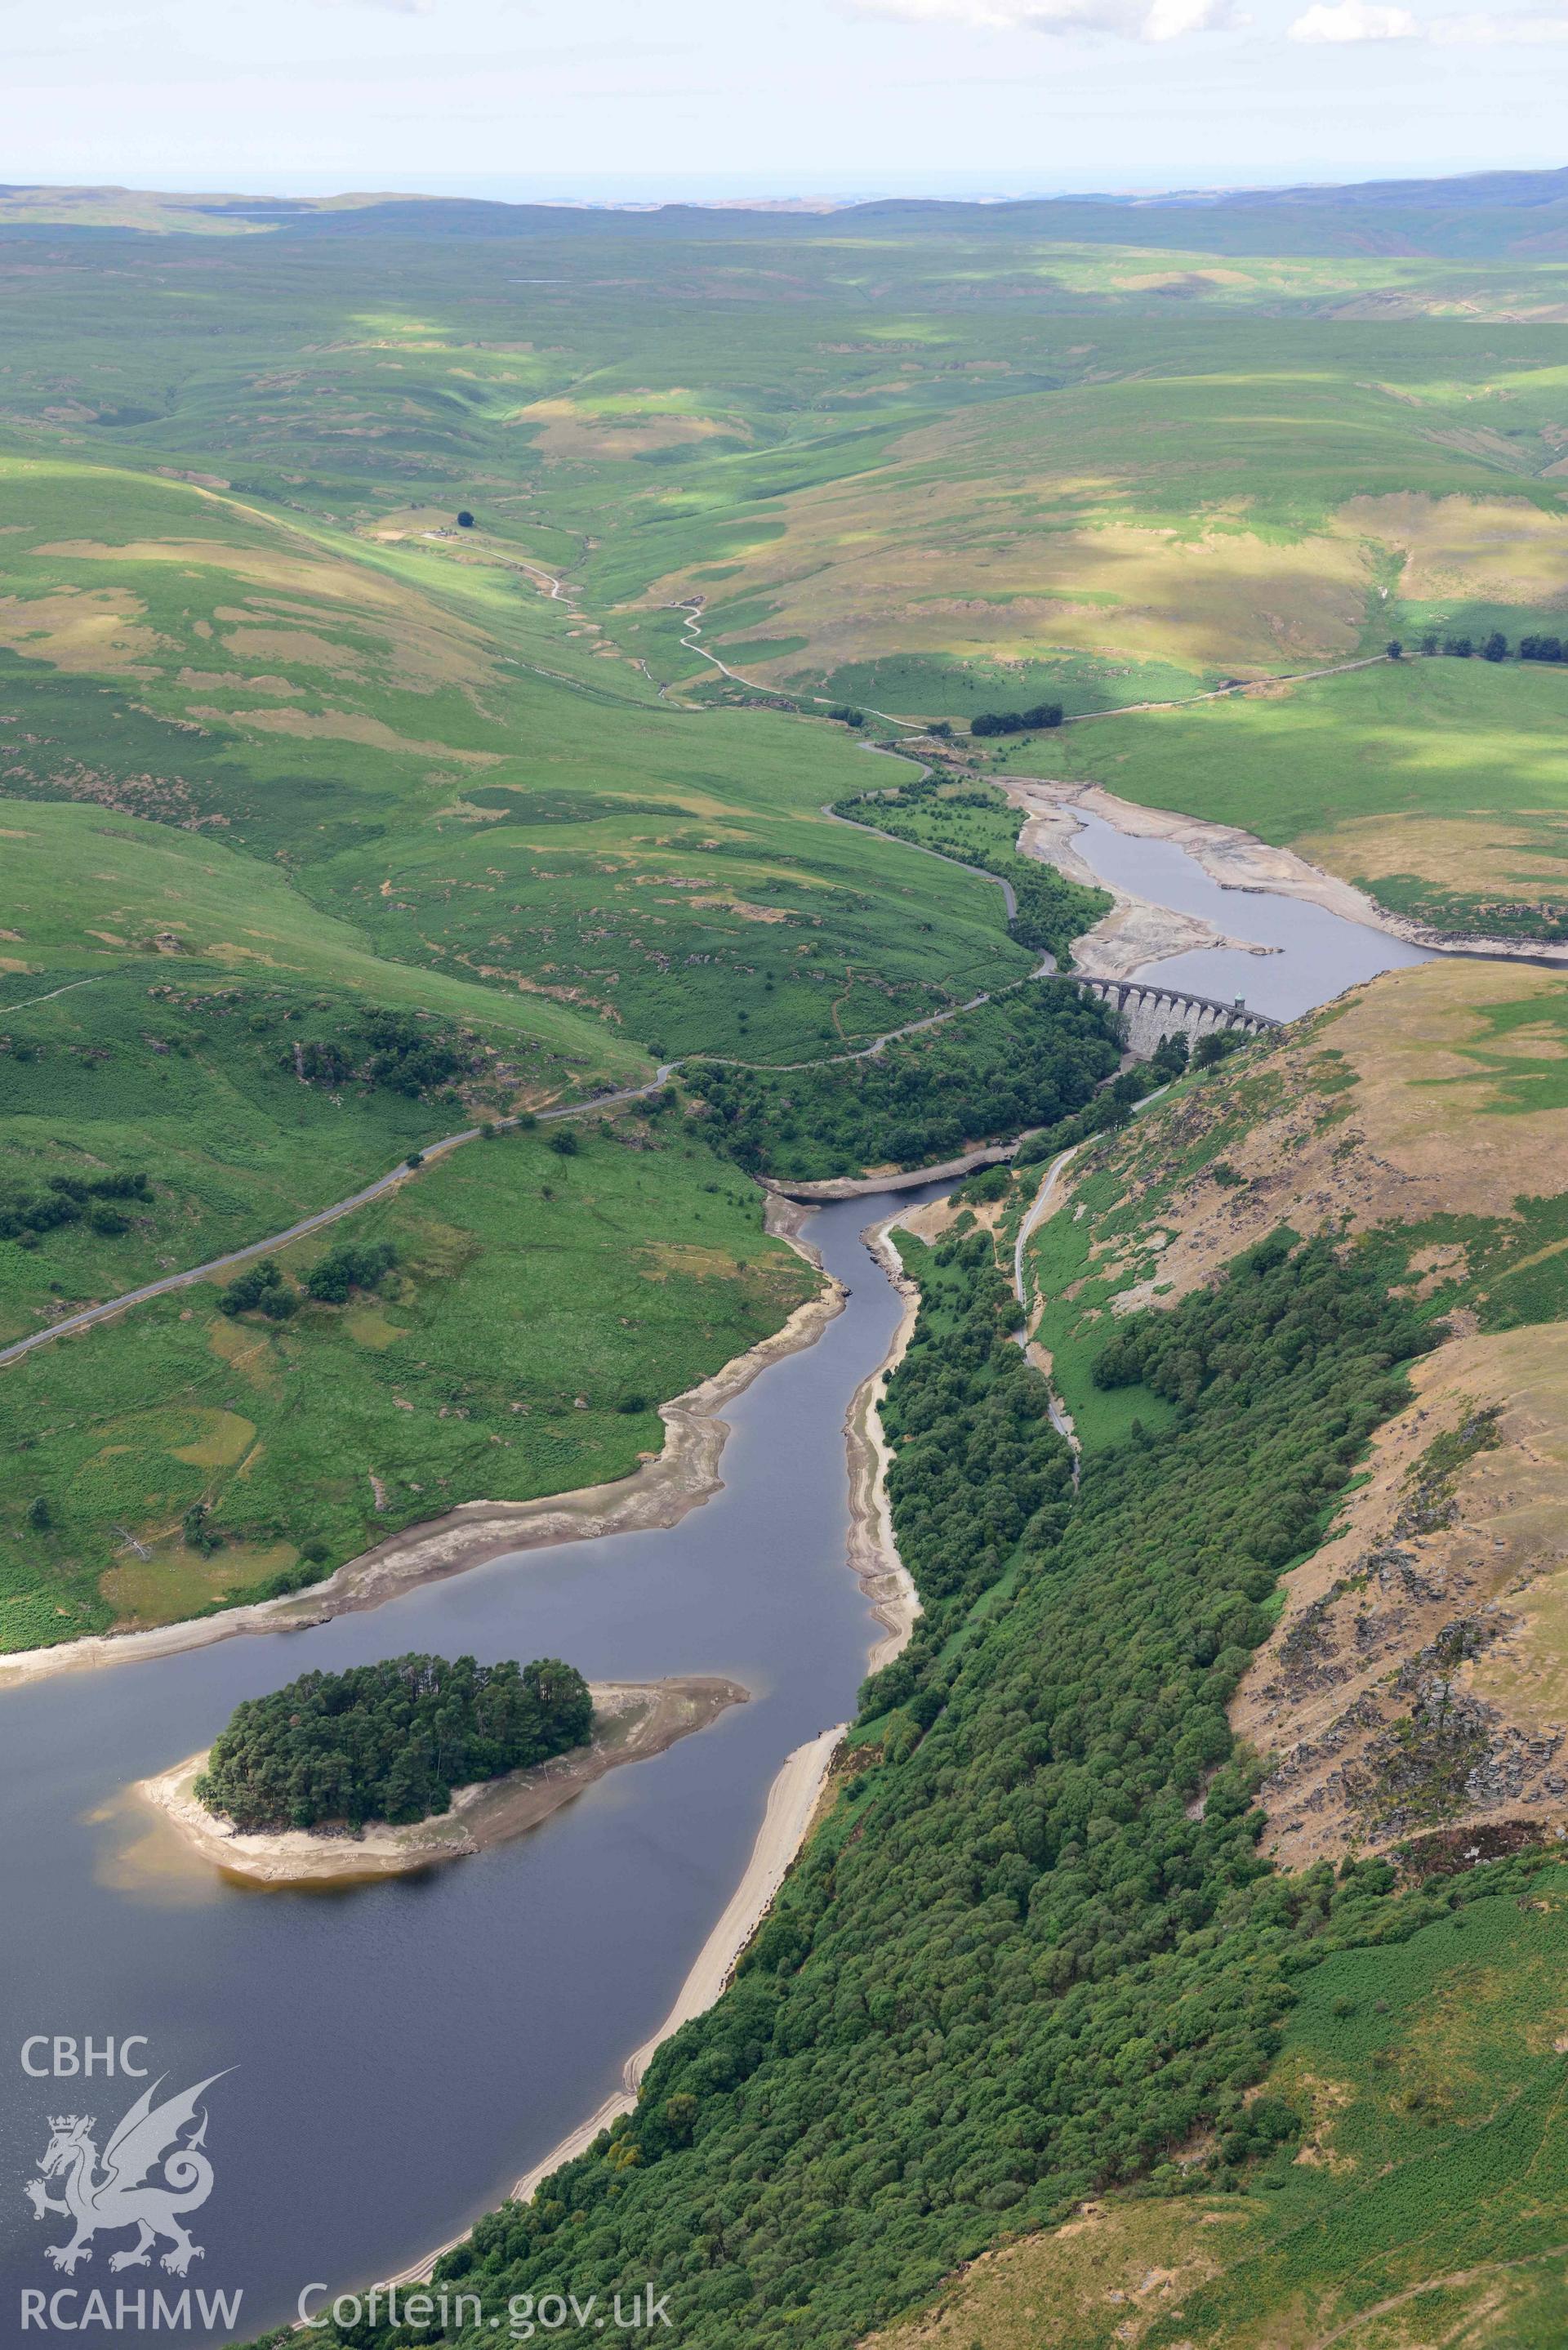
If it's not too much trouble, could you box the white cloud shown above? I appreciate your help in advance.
[849,0,1237,38]
[1288,1,1416,33]
[1428,6,1568,30]
[861,0,1568,37]
[1289,0,1568,33]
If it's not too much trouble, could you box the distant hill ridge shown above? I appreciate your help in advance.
[4,163,1568,256]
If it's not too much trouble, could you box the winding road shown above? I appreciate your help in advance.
[0,877,1062,1375]
[666,592,1400,734]
[0,1072,675,1372]
[1010,1142,1088,1477]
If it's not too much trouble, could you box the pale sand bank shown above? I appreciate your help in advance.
[1004,776,1568,968]
[140,1677,746,1888]
[847,1206,927,1674]
[381,1202,933,2294]
[0,1199,840,1689]
[999,779,1280,981]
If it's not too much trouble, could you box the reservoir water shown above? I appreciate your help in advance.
[0,810,1436,2344]
[0,1185,942,2343]
[1065,805,1433,1018]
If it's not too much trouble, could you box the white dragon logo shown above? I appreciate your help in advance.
[24,2072,229,2276]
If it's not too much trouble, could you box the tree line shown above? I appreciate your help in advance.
[690,985,1120,1179]
[1394,631,1568,663]
[287,1218,1561,2350]
[969,702,1064,737]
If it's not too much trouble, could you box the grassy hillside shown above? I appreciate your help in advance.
[1040,655,1568,941]
[0,962,538,1345]
[7,207,1568,960]
[0,456,1032,1062]
[866,1879,1568,2349]
[1022,956,1568,1857]
[1,1110,808,1651]
[0,798,643,1062]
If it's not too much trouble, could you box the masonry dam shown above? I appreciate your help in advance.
[1068,974,1281,1058]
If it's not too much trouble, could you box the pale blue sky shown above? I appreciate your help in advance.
[7,0,1566,199]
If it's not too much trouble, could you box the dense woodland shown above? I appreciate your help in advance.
[304,1217,1538,2349]
[688,983,1121,1178]
[197,1652,594,1833]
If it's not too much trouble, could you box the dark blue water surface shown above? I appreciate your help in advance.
[0,1186,939,2342]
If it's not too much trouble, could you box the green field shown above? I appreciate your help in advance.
[0,1110,808,1650]
[1038,655,1568,939]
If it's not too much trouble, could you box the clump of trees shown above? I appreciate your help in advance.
[970,701,1063,737]
[305,1237,397,1304]
[220,1236,398,1316]
[220,1260,296,1320]
[293,1011,476,1104]
[195,1652,595,1832]
[825,704,866,729]
[0,1168,153,1244]
[1193,1028,1250,1069]
[183,1501,221,1555]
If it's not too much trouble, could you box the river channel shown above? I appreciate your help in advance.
[0,1184,947,2343]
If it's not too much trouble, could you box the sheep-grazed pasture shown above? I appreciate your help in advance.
[0,1113,808,1650]
[10,187,1568,1657]
[1042,657,1568,943]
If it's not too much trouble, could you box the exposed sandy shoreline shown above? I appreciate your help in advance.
[379,1197,936,2298]
[138,1678,746,1888]
[0,1199,841,1690]
[999,779,1281,980]
[1003,776,1568,970]
[848,1207,927,1674]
